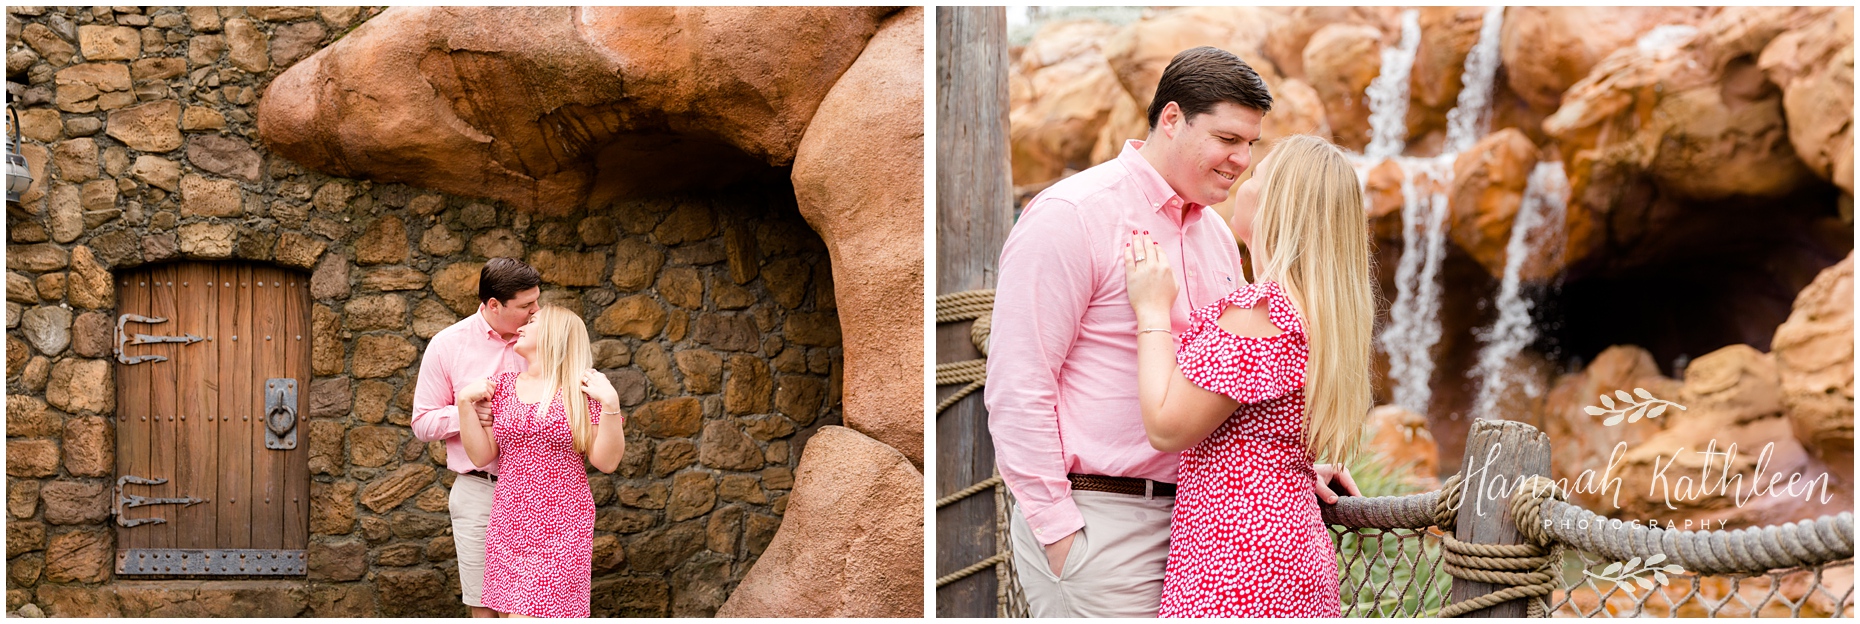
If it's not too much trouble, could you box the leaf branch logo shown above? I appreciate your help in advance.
[1584,553,1684,594]
[1584,388,1687,426]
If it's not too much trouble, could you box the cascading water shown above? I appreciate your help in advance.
[1363,10,1422,161]
[1380,158,1453,414]
[1373,7,1520,418]
[1443,6,1506,154]
[1466,162,1570,420]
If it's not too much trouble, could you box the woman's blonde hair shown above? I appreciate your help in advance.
[1247,134,1375,464]
[530,305,596,456]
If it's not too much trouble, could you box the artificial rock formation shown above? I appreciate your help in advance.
[789,7,927,470]
[1542,346,1683,513]
[1445,128,1543,280]
[1008,20,1123,186]
[256,6,925,615]
[1499,7,1712,114]
[1362,405,1439,487]
[1758,8,1856,194]
[1771,253,1855,472]
[1544,343,1853,529]
[257,6,893,213]
[716,426,923,618]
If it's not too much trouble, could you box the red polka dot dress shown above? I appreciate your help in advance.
[481,371,603,618]
[1157,282,1341,618]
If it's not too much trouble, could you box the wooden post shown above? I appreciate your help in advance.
[1446,419,1552,618]
[934,6,1014,619]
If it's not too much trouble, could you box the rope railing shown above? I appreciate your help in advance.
[1324,472,1856,617]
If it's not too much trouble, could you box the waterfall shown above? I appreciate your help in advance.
[1443,6,1506,154]
[1467,161,1570,420]
[1380,157,1453,414]
[1364,10,1422,161]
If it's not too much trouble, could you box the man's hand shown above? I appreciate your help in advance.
[1313,463,1361,504]
[1043,530,1079,577]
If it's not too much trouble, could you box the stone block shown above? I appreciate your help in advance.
[60,416,111,477]
[698,419,764,471]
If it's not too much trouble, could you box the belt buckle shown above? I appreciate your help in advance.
[1145,479,1154,500]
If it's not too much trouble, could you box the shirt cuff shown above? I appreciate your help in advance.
[1021,495,1086,547]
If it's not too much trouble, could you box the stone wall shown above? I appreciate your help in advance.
[6,6,841,617]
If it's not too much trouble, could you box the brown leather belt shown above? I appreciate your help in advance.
[463,470,497,483]
[1068,473,1175,497]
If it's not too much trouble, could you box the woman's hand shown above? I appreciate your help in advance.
[456,378,494,408]
[580,369,621,412]
[1312,463,1362,504]
[1122,231,1177,327]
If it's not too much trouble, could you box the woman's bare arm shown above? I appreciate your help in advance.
[581,370,627,473]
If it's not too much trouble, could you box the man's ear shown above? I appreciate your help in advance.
[1157,101,1183,139]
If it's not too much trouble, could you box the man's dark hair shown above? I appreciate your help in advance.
[478,257,541,304]
[1146,46,1273,130]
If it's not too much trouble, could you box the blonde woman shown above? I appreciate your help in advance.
[1123,134,1371,617]
[456,306,627,618]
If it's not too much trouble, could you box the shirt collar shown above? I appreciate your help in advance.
[1117,139,1205,224]
[472,306,516,344]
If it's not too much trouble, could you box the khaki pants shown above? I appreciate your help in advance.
[1009,490,1174,618]
[448,472,495,608]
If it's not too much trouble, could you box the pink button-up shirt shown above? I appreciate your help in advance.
[411,308,528,474]
[986,140,1248,545]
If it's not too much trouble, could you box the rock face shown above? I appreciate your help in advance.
[1446,128,1544,279]
[257,6,894,213]
[1008,20,1124,186]
[1771,253,1854,471]
[1300,23,1384,152]
[716,427,923,617]
[1758,8,1855,194]
[1543,346,1684,513]
[12,5,885,616]
[1500,7,1710,114]
[1544,7,1828,273]
[1362,405,1439,486]
[1544,343,1853,528]
[789,7,926,467]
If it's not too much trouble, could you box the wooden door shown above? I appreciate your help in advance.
[114,262,310,576]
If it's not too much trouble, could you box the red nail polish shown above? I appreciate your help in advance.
[1143,230,1150,235]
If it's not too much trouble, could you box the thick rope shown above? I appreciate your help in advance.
[1430,474,1565,618]
[937,475,1002,508]
[935,290,1014,606]
[937,553,1009,587]
[1537,501,1853,575]
[936,290,994,416]
[936,289,995,323]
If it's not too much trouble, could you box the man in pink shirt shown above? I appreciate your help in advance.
[987,47,1269,617]
[411,258,541,618]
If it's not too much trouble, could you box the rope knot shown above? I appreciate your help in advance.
[1433,472,1564,618]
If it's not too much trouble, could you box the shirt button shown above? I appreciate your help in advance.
[1034,528,1044,536]
[1188,271,1196,277]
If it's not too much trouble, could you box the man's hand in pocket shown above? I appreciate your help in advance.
[1044,530,1079,577]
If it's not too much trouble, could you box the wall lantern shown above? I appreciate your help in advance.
[7,108,33,207]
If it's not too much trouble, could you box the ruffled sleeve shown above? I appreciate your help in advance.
[1174,282,1308,405]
